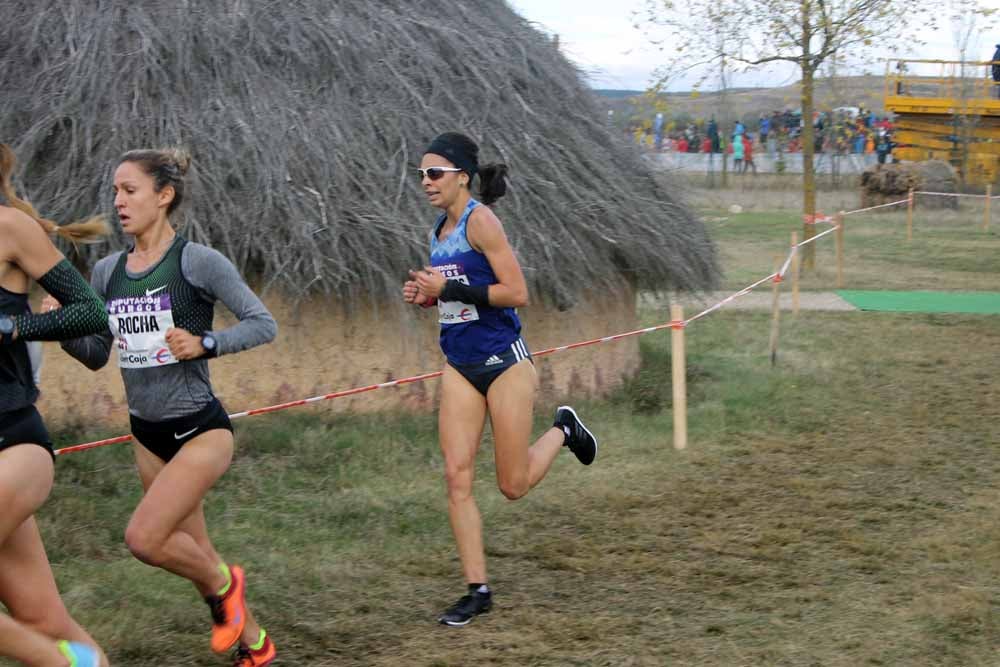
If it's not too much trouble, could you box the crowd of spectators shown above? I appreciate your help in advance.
[634,107,899,168]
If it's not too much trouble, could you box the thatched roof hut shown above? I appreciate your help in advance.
[2,1,718,428]
[0,0,716,304]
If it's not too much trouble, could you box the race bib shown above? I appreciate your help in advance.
[107,294,178,369]
[434,262,479,325]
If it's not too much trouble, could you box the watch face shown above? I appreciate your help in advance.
[0,316,13,334]
[203,335,216,350]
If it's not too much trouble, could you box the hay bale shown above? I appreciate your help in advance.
[860,160,958,210]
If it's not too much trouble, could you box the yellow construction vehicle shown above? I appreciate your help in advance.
[885,58,1000,185]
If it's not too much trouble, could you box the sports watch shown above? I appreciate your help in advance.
[201,333,218,358]
[0,315,15,345]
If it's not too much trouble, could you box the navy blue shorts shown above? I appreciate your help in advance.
[448,337,532,397]
[130,398,233,463]
[0,405,54,459]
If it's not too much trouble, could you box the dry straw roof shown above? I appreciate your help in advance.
[0,1,717,302]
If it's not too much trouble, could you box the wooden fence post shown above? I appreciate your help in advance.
[768,257,782,367]
[670,304,687,451]
[791,231,800,316]
[984,184,992,232]
[835,213,845,289]
[907,188,914,241]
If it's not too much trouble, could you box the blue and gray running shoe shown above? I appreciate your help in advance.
[57,640,100,667]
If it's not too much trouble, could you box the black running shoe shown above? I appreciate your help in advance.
[554,406,598,465]
[438,591,492,626]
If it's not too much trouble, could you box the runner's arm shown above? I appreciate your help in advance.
[1,210,108,342]
[58,256,116,370]
[183,244,277,355]
[465,206,529,308]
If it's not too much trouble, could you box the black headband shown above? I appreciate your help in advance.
[425,133,479,179]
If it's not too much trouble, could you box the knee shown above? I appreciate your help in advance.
[124,520,166,567]
[443,463,474,501]
[498,476,529,501]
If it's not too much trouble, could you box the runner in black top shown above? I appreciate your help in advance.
[0,143,108,667]
[54,148,277,666]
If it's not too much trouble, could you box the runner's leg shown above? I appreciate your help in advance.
[126,431,233,591]
[439,365,488,584]
[0,445,104,665]
[486,361,563,500]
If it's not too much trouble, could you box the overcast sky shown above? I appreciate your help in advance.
[506,0,998,91]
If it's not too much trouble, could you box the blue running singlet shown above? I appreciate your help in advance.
[429,199,522,365]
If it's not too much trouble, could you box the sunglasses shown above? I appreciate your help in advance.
[417,167,462,181]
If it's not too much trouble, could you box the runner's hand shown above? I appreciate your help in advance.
[41,295,61,312]
[404,275,430,305]
[413,266,446,298]
[165,327,206,360]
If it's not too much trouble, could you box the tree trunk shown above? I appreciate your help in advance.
[800,2,817,270]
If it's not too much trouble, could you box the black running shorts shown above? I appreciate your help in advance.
[0,405,54,459]
[448,337,533,397]
[130,398,233,463]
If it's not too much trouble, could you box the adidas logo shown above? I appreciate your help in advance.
[484,355,503,366]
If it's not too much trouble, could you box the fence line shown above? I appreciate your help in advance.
[915,191,990,199]
[842,198,909,216]
[53,188,997,455]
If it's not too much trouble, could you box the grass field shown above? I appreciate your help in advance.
[13,198,1000,666]
[698,200,1000,293]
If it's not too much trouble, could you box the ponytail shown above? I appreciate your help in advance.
[0,144,108,243]
[478,163,508,205]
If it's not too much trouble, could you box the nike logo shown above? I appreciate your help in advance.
[145,285,167,296]
[174,427,198,440]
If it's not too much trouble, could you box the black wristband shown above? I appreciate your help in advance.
[440,280,490,307]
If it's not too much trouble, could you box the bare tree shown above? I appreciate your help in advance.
[640,0,924,267]
[948,0,998,185]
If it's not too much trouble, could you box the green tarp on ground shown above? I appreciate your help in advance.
[835,290,1000,314]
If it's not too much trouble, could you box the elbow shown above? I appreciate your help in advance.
[86,346,112,371]
[85,357,109,372]
[60,341,110,371]
[246,314,278,345]
[264,318,278,344]
[513,289,529,308]
[77,348,110,371]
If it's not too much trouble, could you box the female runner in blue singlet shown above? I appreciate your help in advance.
[404,133,598,626]
[0,144,108,667]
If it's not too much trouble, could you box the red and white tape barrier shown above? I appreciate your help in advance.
[841,198,910,216]
[915,190,987,199]
[52,188,987,455]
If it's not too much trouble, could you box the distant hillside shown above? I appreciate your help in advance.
[598,75,892,127]
[594,89,644,100]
